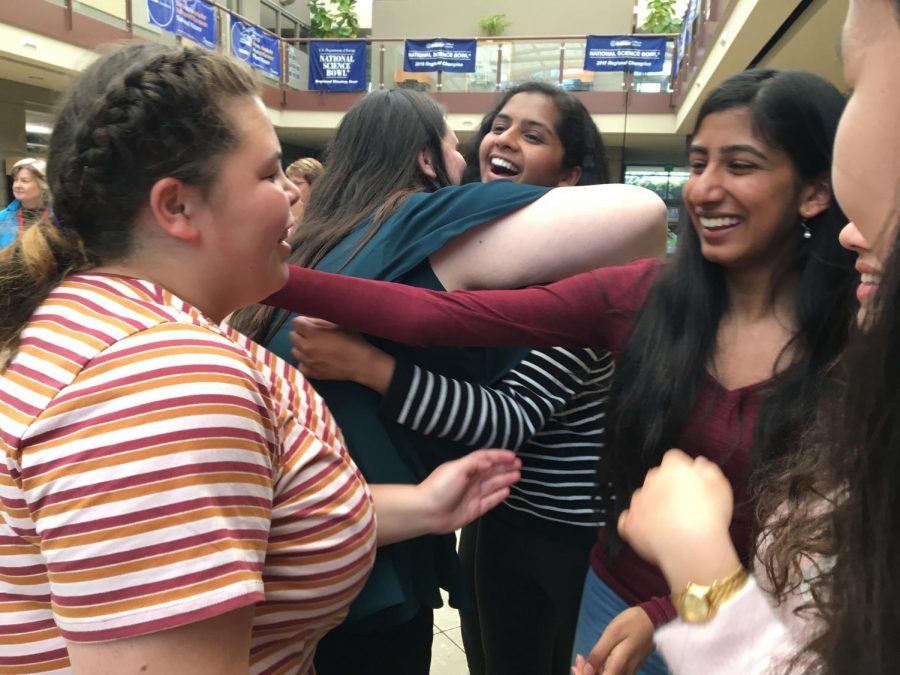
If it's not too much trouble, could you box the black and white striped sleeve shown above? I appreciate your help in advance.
[380,347,597,450]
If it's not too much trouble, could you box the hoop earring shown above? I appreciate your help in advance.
[801,219,812,240]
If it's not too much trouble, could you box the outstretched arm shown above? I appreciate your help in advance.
[431,184,667,291]
[381,347,608,450]
[289,319,609,451]
[370,449,521,546]
[267,258,659,350]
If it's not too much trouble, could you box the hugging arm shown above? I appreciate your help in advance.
[267,259,658,350]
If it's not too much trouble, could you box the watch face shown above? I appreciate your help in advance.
[682,592,711,623]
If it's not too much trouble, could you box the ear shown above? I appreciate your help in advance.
[148,177,203,243]
[557,165,582,187]
[798,173,833,221]
[417,150,438,180]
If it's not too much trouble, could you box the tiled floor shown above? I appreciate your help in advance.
[430,590,469,675]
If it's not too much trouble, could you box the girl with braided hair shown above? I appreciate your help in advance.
[0,42,522,674]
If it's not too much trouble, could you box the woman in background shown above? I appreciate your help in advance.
[0,157,50,248]
[285,156,323,223]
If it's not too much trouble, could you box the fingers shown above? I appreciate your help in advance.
[291,316,336,333]
[660,448,691,466]
[617,508,630,538]
[586,626,619,673]
[464,451,522,501]
[572,654,595,675]
[466,448,518,465]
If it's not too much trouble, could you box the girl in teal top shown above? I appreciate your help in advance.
[231,88,666,675]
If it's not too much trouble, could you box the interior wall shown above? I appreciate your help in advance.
[372,0,636,38]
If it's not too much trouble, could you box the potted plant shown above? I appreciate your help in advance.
[478,14,511,38]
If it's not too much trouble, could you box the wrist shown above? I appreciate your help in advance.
[659,530,741,593]
[415,481,442,535]
[354,351,395,394]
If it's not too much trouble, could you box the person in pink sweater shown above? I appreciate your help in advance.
[592,0,900,672]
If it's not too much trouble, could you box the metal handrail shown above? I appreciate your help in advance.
[72,0,680,95]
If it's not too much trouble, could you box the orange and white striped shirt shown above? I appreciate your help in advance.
[0,273,376,674]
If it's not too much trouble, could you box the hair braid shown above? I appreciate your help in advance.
[0,43,258,368]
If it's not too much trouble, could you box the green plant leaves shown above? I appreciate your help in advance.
[308,0,360,38]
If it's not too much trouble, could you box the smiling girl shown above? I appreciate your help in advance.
[0,158,51,248]
[231,86,664,675]
[607,0,900,672]
[0,43,524,675]
[287,82,616,675]
[262,68,858,674]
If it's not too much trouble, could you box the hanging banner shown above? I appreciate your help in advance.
[583,35,667,72]
[309,41,366,91]
[147,0,217,50]
[675,0,699,75]
[231,17,281,79]
[403,38,477,73]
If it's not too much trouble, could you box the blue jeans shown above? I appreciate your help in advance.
[571,570,670,675]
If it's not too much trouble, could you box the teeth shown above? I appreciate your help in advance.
[491,157,519,173]
[861,273,881,284]
[699,216,740,229]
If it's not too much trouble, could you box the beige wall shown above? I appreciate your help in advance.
[372,0,636,38]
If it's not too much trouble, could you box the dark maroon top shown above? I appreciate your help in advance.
[266,258,771,626]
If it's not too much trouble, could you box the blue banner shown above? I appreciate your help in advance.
[675,0,699,75]
[147,0,217,50]
[309,41,366,91]
[403,38,476,73]
[231,17,281,79]
[584,35,667,72]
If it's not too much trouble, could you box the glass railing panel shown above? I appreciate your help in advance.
[561,40,624,92]
[286,43,308,90]
[380,41,439,92]
[631,39,676,93]
[504,40,563,90]
[470,41,502,91]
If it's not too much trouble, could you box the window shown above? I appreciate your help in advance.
[260,3,279,35]
[281,17,298,40]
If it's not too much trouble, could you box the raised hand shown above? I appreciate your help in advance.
[290,316,395,393]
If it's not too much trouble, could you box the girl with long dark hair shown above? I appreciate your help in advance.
[261,67,857,674]
[230,87,665,674]
[288,81,617,675]
[596,0,900,672]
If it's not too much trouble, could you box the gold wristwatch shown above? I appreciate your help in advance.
[672,565,750,623]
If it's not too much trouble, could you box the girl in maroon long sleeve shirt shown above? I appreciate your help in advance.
[266,69,858,674]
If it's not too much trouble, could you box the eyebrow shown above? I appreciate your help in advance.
[688,144,768,160]
[494,112,555,136]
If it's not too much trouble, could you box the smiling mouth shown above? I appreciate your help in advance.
[699,216,741,230]
[489,156,521,178]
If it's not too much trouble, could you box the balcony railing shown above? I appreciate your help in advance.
[38,0,679,97]
[284,36,677,95]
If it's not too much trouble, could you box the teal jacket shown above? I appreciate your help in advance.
[267,180,548,628]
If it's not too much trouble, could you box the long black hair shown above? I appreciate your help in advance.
[461,81,609,186]
[604,69,856,547]
[231,88,455,342]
